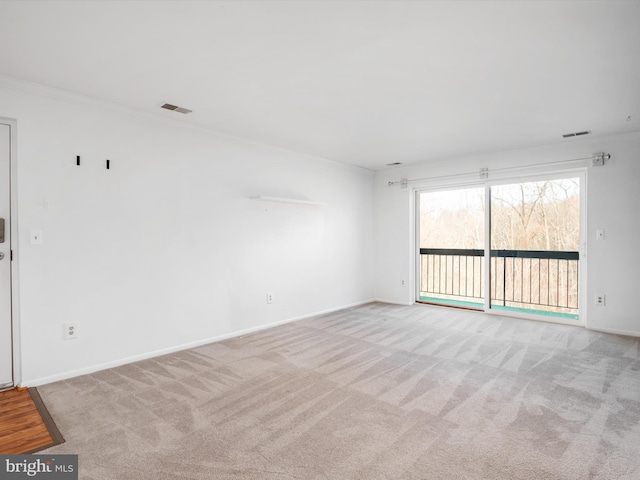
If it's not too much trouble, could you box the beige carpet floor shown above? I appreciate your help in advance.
[39,302,640,479]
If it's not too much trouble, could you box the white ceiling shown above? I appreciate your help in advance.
[1,1,639,170]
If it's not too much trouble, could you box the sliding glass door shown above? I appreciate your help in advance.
[417,175,582,321]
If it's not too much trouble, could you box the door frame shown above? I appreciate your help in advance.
[1,117,21,388]
[414,167,587,327]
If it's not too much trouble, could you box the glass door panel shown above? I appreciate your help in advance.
[418,187,485,309]
[490,178,580,319]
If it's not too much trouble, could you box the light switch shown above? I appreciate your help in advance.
[30,230,43,245]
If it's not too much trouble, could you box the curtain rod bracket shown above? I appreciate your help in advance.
[592,152,609,167]
[388,178,408,187]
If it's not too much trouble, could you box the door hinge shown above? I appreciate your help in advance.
[10,250,13,261]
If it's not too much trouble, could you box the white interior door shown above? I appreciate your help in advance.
[0,123,12,389]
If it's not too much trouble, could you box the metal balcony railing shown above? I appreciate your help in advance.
[419,248,579,316]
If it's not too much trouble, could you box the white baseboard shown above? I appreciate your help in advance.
[374,298,414,306]
[585,325,640,338]
[24,299,376,387]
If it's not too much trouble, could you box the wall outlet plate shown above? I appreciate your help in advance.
[595,294,606,306]
[64,323,78,340]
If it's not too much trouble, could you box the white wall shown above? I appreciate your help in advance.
[0,82,375,385]
[375,132,640,337]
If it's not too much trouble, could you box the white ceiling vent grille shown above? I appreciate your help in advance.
[562,130,591,138]
[161,103,192,114]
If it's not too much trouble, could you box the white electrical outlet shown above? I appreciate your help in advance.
[266,293,273,304]
[401,279,405,286]
[64,323,78,340]
[595,294,606,306]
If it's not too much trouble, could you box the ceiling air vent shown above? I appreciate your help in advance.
[161,103,192,114]
[562,130,591,138]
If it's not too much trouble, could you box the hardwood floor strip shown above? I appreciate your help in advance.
[0,387,65,454]
[29,388,65,448]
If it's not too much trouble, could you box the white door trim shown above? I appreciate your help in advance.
[1,117,21,388]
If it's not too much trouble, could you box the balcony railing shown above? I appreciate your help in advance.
[419,248,579,318]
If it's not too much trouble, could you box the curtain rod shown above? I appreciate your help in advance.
[387,152,610,187]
